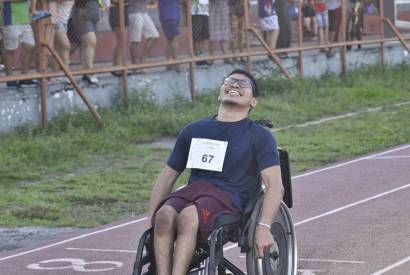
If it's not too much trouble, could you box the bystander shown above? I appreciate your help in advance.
[158,0,181,72]
[229,0,245,63]
[1,0,37,88]
[68,0,101,84]
[258,0,280,52]
[128,0,159,69]
[191,0,210,67]
[209,0,232,64]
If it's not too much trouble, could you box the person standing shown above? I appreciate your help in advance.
[52,0,74,77]
[229,0,245,62]
[1,0,37,87]
[209,0,232,64]
[31,0,59,71]
[109,0,130,69]
[258,0,280,52]
[128,0,159,68]
[302,0,317,38]
[158,0,181,71]
[191,0,210,67]
[314,0,329,52]
[67,0,101,84]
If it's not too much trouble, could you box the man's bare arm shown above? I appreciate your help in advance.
[146,164,181,226]
[254,165,284,257]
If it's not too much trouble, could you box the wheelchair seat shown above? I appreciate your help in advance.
[132,148,297,275]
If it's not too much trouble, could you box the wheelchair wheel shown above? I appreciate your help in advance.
[246,201,297,275]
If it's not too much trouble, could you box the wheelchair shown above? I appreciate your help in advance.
[133,148,297,275]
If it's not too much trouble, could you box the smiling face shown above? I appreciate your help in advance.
[218,73,257,110]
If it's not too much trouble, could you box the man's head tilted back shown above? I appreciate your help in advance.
[228,69,258,98]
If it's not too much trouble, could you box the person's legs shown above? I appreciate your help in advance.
[20,42,35,74]
[172,204,199,275]
[139,37,155,63]
[154,205,178,275]
[139,13,159,62]
[4,49,15,76]
[54,28,71,66]
[112,27,123,66]
[81,32,97,70]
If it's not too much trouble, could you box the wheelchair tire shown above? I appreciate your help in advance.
[246,201,297,275]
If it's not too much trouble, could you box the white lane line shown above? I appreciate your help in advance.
[1,144,409,262]
[0,217,147,262]
[66,247,137,253]
[298,258,366,264]
[224,183,410,253]
[369,156,410,160]
[294,183,410,226]
[371,256,410,275]
[292,144,410,180]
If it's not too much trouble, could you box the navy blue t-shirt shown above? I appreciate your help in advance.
[167,117,280,212]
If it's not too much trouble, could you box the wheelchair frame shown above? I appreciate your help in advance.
[133,149,297,275]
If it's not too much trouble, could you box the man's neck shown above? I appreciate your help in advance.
[216,105,249,122]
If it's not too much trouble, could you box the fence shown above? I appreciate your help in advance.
[0,0,410,127]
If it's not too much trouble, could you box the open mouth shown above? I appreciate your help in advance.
[226,89,242,96]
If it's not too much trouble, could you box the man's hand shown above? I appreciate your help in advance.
[254,225,274,258]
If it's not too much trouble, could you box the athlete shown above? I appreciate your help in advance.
[147,69,284,275]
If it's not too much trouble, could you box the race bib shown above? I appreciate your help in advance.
[186,138,228,172]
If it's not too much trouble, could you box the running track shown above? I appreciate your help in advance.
[0,144,409,275]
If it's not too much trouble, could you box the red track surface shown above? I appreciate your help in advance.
[1,144,409,275]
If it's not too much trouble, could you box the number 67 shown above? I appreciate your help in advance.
[201,154,214,163]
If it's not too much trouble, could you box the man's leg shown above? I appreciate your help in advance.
[139,37,155,63]
[172,204,199,275]
[4,49,15,76]
[112,27,123,66]
[154,205,178,275]
[130,41,139,64]
[81,32,97,70]
[20,42,35,75]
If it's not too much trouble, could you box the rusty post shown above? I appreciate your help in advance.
[248,27,292,80]
[383,17,410,55]
[35,19,48,128]
[379,0,385,66]
[243,0,251,72]
[118,0,129,103]
[43,44,103,125]
[297,0,304,78]
[186,0,196,102]
[340,0,347,74]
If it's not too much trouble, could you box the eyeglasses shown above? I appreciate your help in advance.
[222,76,252,89]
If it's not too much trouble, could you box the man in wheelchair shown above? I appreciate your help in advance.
[138,69,291,275]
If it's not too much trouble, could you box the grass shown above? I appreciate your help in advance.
[0,64,409,227]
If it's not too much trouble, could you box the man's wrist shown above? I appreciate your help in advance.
[257,222,271,231]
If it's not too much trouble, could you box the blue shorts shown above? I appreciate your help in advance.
[161,19,180,39]
[316,10,329,28]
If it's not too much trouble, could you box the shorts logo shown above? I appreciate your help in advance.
[202,208,211,223]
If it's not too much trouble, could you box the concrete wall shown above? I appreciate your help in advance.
[1,42,409,133]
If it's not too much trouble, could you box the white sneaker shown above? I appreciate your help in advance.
[82,75,98,84]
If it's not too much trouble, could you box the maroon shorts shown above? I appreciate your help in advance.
[155,181,240,242]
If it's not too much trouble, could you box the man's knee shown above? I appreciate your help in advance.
[154,205,177,236]
[177,205,199,233]
[82,33,97,48]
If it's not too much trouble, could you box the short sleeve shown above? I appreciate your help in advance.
[167,126,191,173]
[255,128,280,171]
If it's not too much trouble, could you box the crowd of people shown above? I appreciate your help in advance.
[0,0,378,88]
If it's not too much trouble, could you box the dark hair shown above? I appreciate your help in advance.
[228,69,258,97]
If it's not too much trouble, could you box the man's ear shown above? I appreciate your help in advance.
[251,98,257,108]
